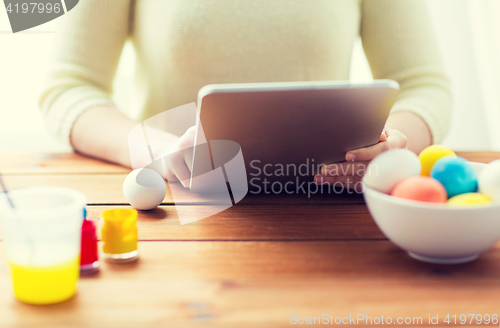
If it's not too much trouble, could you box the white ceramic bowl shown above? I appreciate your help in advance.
[363,162,500,264]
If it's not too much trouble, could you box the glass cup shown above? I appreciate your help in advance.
[0,187,86,304]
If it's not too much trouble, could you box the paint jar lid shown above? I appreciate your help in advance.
[82,218,96,235]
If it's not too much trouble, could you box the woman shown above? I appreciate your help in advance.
[39,0,451,189]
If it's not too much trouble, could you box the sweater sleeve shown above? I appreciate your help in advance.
[361,0,452,143]
[39,0,132,146]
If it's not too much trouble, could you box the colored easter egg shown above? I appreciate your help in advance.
[391,176,447,203]
[364,149,421,194]
[418,145,456,176]
[430,157,478,198]
[123,168,166,210]
[448,193,492,207]
[478,160,500,202]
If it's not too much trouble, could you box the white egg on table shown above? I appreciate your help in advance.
[478,159,500,202]
[363,149,421,194]
[123,168,166,210]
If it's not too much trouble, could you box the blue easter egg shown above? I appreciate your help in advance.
[430,157,478,198]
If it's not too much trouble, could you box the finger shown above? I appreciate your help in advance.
[183,147,194,172]
[379,131,387,142]
[163,166,179,183]
[163,154,177,180]
[171,160,192,188]
[165,155,192,188]
[314,175,363,190]
[346,130,407,162]
[386,129,408,149]
[314,175,362,185]
[321,161,370,176]
[345,142,391,162]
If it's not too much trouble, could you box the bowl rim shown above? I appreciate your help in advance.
[362,161,500,211]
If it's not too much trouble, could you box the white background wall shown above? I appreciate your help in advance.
[0,10,64,153]
[0,9,136,153]
[0,0,498,154]
[350,0,500,151]
[427,0,497,150]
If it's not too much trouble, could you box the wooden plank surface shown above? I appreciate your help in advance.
[1,151,499,176]
[1,241,500,327]
[2,174,366,205]
[87,204,382,241]
[456,151,500,164]
[2,151,498,205]
[1,151,500,327]
[0,153,129,175]
[3,278,499,328]
[0,204,381,241]
[2,151,498,204]
[2,174,131,204]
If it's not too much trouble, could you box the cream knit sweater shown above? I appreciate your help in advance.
[39,0,451,144]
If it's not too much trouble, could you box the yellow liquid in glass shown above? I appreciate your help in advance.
[9,257,79,304]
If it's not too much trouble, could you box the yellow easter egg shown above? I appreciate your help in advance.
[418,145,456,176]
[448,193,492,207]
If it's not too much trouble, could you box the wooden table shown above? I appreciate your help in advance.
[1,152,500,327]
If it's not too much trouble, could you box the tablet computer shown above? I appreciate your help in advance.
[190,80,399,193]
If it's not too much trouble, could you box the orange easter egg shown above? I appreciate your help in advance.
[391,176,447,203]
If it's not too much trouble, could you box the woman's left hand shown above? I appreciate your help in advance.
[314,126,408,191]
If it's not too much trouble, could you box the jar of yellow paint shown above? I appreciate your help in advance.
[101,209,139,263]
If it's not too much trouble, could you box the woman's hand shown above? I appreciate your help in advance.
[162,126,197,188]
[314,126,408,191]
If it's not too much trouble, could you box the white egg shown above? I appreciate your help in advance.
[123,168,166,210]
[364,149,421,194]
[478,160,500,202]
